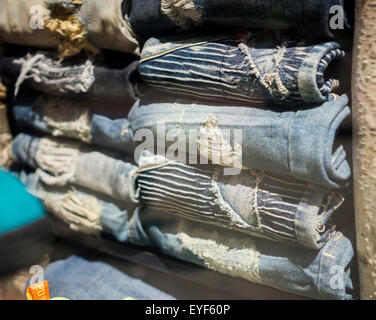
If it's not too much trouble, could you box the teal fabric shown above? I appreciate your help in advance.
[0,169,45,234]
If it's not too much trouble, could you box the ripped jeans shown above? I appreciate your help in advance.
[129,0,348,40]
[15,151,354,300]
[0,0,139,56]
[2,52,140,106]
[128,93,351,189]
[11,133,345,250]
[11,90,351,188]
[139,32,345,105]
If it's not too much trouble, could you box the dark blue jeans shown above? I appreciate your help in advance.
[129,0,348,40]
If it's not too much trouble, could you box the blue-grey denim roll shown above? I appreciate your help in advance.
[128,94,351,189]
[139,32,345,105]
[141,212,354,300]
[12,91,136,155]
[17,170,151,246]
[2,51,140,106]
[10,133,139,204]
[129,0,348,40]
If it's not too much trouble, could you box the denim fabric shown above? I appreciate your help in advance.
[2,52,141,105]
[128,94,351,188]
[129,0,347,40]
[0,0,140,55]
[11,132,346,249]
[139,32,345,105]
[12,91,136,155]
[11,133,139,204]
[137,151,344,249]
[26,255,175,300]
[141,213,354,300]
[17,170,151,246]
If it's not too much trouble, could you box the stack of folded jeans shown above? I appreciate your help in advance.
[0,0,355,300]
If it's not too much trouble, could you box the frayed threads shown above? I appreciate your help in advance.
[44,0,98,59]
[161,0,203,30]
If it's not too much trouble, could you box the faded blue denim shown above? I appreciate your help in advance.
[26,255,176,300]
[129,0,348,40]
[17,170,151,246]
[11,133,139,204]
[139,32,345,105]
[12,90,136,155]
[128,93,351,188]
[141,213,354,300]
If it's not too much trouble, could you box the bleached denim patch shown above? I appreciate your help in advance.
[141,213,354,300]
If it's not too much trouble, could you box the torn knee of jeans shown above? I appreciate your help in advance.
[46,190,103,235]
[44,0,99,59]
[35,137,79,186]
[161,0,203,30]
[198,116,243,168]
[177,231,261,283]
[39,97,93,143]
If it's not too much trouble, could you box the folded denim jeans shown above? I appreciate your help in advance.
[12,91,136,154]
[129,0,347,40]
[17,170,151,246]
[0,0,139,57]
[16,164,354,300]
[26,255,175,300]
[141,213,354,300]
[138,151,346,249]
[10,133,139,204]
[128,93,351,188]
[12,137,345,249]
[2,52,140,105]
[139,32,345,105]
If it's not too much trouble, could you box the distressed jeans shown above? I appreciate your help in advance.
[139,32,345,105]
[128,93,351,189]
[12,135,345,250]
[11,133,139,204]
[11,90,351,188]
[2,52,141,106]
[129,0,348,40]
[16,163,354,300]
[12,90,136,155]
[0,0,139,57]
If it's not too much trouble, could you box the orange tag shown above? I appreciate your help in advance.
[26,280,50,300]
